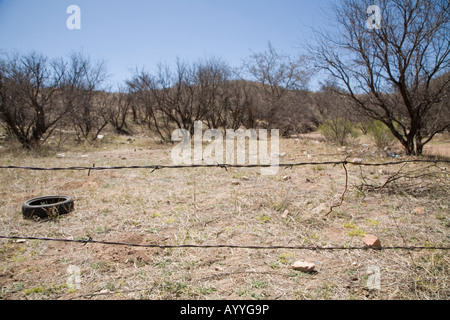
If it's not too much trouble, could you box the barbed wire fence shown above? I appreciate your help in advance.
[0,158,449,251]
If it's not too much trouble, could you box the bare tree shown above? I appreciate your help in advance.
[108,85,132,135]
[195,57,232,129]
[163,58,205,134]
[127,53,311,138]
[127,68,170,141]
[310,0,450,155]
[226,79,257,130]
[128,58,234,140]
[58,52,109,141]
[0,51,66,148]
[243,42,312,128]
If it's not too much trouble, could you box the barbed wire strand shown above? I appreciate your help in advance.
[0,159,449,172]
[0,235,448,251]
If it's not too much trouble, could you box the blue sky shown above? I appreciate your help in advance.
[0,0,333,90]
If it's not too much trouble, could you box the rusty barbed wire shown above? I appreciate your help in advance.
[0,159,449,172]
[0,235,449,251]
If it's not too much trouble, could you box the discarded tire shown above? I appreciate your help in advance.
[22,196,74,219]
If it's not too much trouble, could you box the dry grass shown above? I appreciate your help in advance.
[0,132,448,300]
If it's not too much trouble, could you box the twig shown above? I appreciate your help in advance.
[325,162,348,217]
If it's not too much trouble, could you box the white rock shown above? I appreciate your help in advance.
[313,204,329,215]
[272,152,286,158]
[291,260,316,272]
[97,135,104,140]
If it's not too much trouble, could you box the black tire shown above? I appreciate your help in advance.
[22,196,74,219]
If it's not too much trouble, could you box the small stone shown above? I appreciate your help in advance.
[272,152,286,158]
[215,266,224,271]
[283,175,291,181]
[56,153,66,158]
[413,207,425,214]
[291,260,316,272]
[363,234,381,248]
[241,176,250,181]
[281,209,289,219]
[352,158,363,164]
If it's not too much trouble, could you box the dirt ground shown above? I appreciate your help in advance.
[0,132,449,300]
